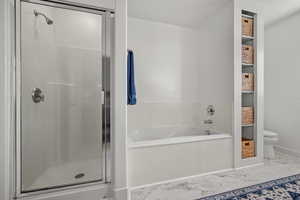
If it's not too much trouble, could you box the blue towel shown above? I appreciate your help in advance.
[127,50,137,105]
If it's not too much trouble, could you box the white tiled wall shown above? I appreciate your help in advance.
[127,11,234,135]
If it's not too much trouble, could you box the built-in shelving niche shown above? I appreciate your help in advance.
[241,10,257,160]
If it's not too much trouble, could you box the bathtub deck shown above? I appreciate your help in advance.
[131,151,300,200]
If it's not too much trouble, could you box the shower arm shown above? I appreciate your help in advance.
[33,10,53,25]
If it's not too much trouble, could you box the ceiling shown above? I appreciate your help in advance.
[241,0,300,26]
[128,0,300,28]
[128,0,233,28]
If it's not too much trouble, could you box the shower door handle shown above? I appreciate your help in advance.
[32,88,45,103]
[101,90,105,105]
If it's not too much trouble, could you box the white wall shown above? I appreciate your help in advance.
[128,0,233,29]
[113,0,129,199]
[240,0,300,26]
[0,0,13,199]
[0,1,6,199]
[127,4,234,136]
[265,11,300,155]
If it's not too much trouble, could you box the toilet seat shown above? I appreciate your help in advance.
[264,130,278,138]
[264,137,279,144]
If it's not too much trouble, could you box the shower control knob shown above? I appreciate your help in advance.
[32,88,45,103]
[207,105,215,116]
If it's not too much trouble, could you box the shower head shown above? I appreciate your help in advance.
[46,18,53,25]
[34,10,54,25]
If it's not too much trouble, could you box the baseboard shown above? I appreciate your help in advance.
[129,168,234,191]
[18,184,110,200]
[114,187,130,200]
[275,145,300,158]
[235,162,264,170]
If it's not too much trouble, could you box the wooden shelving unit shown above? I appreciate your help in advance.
[234,7,263,168]
[241,10,256,160]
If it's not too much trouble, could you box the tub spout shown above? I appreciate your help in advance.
[205,130,212,135]
[204,119,213,124]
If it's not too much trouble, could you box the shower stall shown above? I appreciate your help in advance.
[14,0,113,197]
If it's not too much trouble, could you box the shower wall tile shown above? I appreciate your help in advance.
[127,102,233,134]
[127,17,234,135]
[127,104,154,132]
[149,103,181,127]
[179,103,203,126]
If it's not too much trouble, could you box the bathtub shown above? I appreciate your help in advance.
[128,127,233,187]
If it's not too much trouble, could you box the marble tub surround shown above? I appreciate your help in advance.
[127,102,233,135]
[131,152,300,200]
[128,105,234,187]
[127,15,234,137]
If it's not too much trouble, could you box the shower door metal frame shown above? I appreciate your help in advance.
[14,0,113,197]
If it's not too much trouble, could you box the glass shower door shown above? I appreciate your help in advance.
[20,1,106,192]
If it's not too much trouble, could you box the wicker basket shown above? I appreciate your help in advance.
[242,73,254,91]
[242,139,255,158]
[242,45,254,64]
[242,17,253,37]
[242,107,254,125]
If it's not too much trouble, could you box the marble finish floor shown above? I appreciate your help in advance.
[131,152,300,200]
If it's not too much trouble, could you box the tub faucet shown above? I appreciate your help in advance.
[204,119,214,135]
[204,119,213,135]
[205,129,212,135]
[204,105,215,135]
[204,119,213,124]
[207,105,215,116]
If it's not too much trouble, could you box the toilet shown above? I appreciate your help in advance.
[264,130,279,159]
